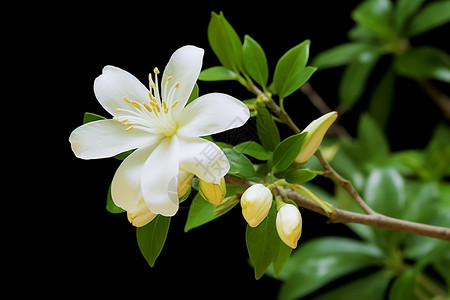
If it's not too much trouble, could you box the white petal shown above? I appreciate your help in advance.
[162,46,204,109]
[176,93,250,137]
[94,66,150,116]
[178,136,230,182]
[111,146,156,212]
[141,136,180,216]
[69,119,160,159]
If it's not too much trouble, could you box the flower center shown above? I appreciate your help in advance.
[113,68,180,137]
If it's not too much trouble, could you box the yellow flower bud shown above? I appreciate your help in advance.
[127,198,157,227]
[198,177,226,205]
[241,184,273,227]
[276,204,302,249]
[178,169,194,198]
[295,111,338,164]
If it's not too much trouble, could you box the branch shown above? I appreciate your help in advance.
[225,175,450,241]
[416,79,450,120]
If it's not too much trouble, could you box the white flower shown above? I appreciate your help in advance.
[276,204,302,249]
[69,46,249,218]
[240,184,273,227]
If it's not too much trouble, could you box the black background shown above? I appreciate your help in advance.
[35,1,449,298]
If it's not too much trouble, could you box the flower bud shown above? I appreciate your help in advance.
[240,184,273,227]
[295,111,338,164]
[198,177,226,205]
[177,169,194,198]
[276,204,302,249]
[127,198,157,227]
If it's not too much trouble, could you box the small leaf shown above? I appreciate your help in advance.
[222,148,255,178]
[394,46,450,82]
[233,141,271,160]
[284,168,317,184]
[394,0,426,35]
[272,133,307,172]
[246,203,279,279]
[273,40,314,98]
[136,215,171,267]
[407,0,450,37]
[351,0,395,38]
[312,43,374,69]
[198,66,237,81]
[83,112,105,124]
[243,35,269,88]
[256,102,280,151]
[207,11,243,73]
[357,113,390,159]
[106,184,125,214]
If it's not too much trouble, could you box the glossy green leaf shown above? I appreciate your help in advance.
[364,168,405,219]
[198,66,237,81]
[246,203,279,279]
[243,35,269,88]
[394,0,426,34]
[222,148,255,178]
[357,113,390,159]
[284,168,317,184]
[272,133,307,172]
[314,269,393,300]
[312,43,374,69]
[272,241,292,278]
[233,141,271,160]
[351,0,395,38]
[184,186,242,232]
[256,102,280,151]
[273,40,315,98]
[136,215,171,267]
[407,0,450,37]
[277,237,383,300]
[394,46,450,82]
[207,11,243,73]
[339,47,381,109]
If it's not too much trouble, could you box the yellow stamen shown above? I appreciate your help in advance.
[126,126,134,132]
[154,67,160,74]
[167,76,173,81]
[123,97,132,104]
[131,101,142,110]
[171,101,179,108]
[115,108,122,113]
[143,102,152,112]
[174,82,180,88]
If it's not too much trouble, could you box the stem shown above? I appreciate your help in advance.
[416,79,450,120]
[225,174,450,241]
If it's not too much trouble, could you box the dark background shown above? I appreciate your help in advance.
[38,1,448,298]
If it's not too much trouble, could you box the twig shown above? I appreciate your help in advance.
[416,79,450,120]
[225,175,450,241]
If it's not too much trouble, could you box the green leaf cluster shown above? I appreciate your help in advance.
[275,117,450,299]
[312,0,450,126]
[201,11,316,100]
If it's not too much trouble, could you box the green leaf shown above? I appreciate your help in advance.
[83,112,105,124]
[136,215,171,267]
[273,40,315,98]
[357,113,390,159]
[222,148,255,178]
[314,269,393,300]
[233,141,271,160]
[272,132,307,172]
[368,68,396,129]
[351,0,395,38]
[207,11,243,73]
[388,268,418,300]
[364,167,405,219]
[277,237,383,300]
[186,83,199,105]
[106,184,125,214]
[272,241,293,278]
[339,47,381,109]
[184,186,242,232]
[246,203,279,279]
[394,46,450,82]
[256,102,280,151]
[407,0,450,37]
[284,168,317,184]
[242,35,269,88]
[394,0,426,35]
[312,43,375,69]
[198,66,237,81]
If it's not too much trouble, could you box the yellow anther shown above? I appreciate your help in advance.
[126,126,134,132]
[156,105,161,113]
[149,92,157,103]
[167,76,173,81]
[115,108,122,113]
[123,97,132,104]
[143,102,152,112]
[131,101,142,110]
[162,101,167,111]
[154,67,160,74]
[113,117,119,122]
[171,101,179,108]
[121,119,129,124]
[174,82,180,88]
